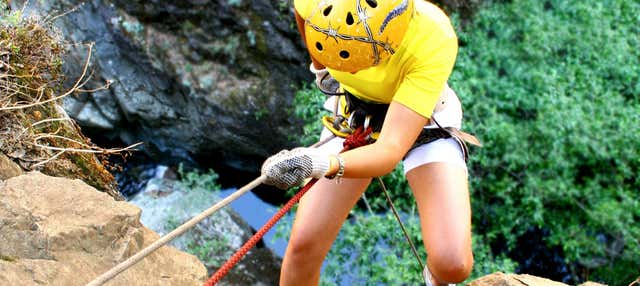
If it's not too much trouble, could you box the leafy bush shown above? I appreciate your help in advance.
[291,84,330,147]
[168,167,235,268]
[177,163,221,191]
[450,0,640,283]
[321,212,427,285]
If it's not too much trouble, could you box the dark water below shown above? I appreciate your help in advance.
[508,228,578,283]
[217,187,289,257]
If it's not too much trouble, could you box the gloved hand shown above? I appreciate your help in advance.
[261,147,331,190]
[310,63,340,94]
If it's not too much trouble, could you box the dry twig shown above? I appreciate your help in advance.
[0,42,93,111]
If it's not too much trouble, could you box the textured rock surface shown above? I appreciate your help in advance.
[0,172,207,285]
[0,153,22,181]
[468,272,607,286]
[16,0,307,176]
[129,173,281,285]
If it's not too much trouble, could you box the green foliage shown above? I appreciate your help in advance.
[186,236,232,266]
[364,168,412,212]
[470,234,518,277]
[291,85,330,146]
[321,212,426,285]
[177,164,221,191]
[0,3,22,26]
[166,167,235,267]
[449,0,640,283]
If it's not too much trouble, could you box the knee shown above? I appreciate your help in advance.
[428,252,474,283]
[285,233,325,263]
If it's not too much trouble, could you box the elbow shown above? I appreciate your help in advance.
[379,159,399,175]
[366,164,396,178]
[373,142,406,175]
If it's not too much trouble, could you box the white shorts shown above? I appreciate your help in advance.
[318,85,467,174]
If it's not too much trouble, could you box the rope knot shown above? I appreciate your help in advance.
[343,126,373,151]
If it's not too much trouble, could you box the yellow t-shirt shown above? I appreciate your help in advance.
[294,0,458,119]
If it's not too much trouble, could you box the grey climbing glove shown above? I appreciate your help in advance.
[261,147,331,190]
[310,63,340,94]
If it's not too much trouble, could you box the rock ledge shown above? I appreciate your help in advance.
[0,172,207,286]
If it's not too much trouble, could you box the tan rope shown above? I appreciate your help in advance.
[85,175,266,286]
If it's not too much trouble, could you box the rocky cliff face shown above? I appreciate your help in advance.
[468,272,606,286]
[0,172,207,285]
[17,0,308,176]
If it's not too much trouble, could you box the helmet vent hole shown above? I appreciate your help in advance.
[339,50,350,59]
[346,12,354,25]
[315,42,323,51]
[323,5,333,16]
[365,0,378,8]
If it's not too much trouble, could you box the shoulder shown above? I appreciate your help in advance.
[400,1,457,62]
[412,1,457,41]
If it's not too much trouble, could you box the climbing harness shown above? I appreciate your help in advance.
[409,119,482,162]
[323,88,481,160]
[321,88,388,141]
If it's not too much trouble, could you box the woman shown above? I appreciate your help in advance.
[261,0,476,285]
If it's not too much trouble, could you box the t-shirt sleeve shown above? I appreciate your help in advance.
[392,31,458,119]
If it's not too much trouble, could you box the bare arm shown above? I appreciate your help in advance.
[339,101,429,178]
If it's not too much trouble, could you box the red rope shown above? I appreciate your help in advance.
[203,178,317,286]
[203,126,373,285]
[343,127,373,151]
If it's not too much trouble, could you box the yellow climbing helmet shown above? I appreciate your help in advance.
[298,0,414,72]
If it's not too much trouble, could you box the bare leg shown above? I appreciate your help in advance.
[280,177,372,286]
[407,162,473,285]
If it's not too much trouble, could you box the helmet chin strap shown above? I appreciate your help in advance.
[317,72,345,96]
